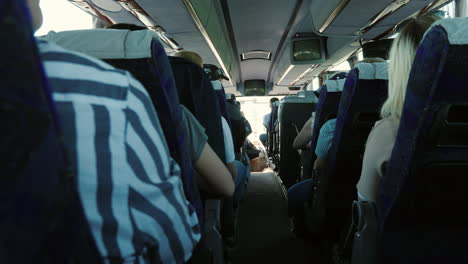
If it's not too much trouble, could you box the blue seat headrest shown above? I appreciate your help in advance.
[427,18,468,45]
[211,80,223,91]
[324,79,346,92]
[355,62,388,80]
[40,29,158,59]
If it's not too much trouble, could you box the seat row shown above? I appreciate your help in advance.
[297,18,468,264]
[1,1,251,263]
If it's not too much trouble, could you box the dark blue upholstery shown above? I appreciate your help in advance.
[169,57,226,163]
[169,57,228,264]
[0,1,99,262]
[215,88,231,127]
[104,39,203,224]
[279,97,317,187]
[309,65,388,239]
[310,86,342,163]
[378,22,468,264]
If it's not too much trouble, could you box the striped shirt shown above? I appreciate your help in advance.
[38,40,200,263]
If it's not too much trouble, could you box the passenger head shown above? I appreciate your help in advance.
[204,64,230,81]
[173,50,203,68]
[27,0,43,31]
[270,97,279,108]
[380,14,440,119]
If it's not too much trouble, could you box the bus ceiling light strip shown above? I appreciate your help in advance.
[181,0,234,86]
[241,50,272,61]
[115,0,182,51]
[355,0,411,36]
[419,0,453,16]
[319,0,351,33]
[277,65,295,85]
[290,65,319,85]
[69,0,114,24]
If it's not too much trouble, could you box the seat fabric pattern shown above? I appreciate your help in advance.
[378,21,468,264]
[214,87,231,127]
[169,56,226,163]
[105,39,203,224]
[0,1,100,263]
[310,65,388,240]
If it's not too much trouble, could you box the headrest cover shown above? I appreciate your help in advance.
[355,62,388,80]
[226,93,233,100]
[426,18,468,45]
[39,29,157,59]
[324,79,346,92]
[211,80,223,91]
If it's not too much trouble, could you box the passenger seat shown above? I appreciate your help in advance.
[40,28,204,223]
[0,2,99,262]
[352,18,468,264]
[309,79,344,167]
[307,62,388,240]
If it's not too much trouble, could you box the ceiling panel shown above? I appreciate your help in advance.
[228,0,297,83]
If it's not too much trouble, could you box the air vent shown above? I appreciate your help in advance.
[241,50,272,61]
[288,86,301,91]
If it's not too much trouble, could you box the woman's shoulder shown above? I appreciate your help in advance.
[373,117,399,130]
[368,117,400,144]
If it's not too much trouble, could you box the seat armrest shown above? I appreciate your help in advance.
[351,200,378,264]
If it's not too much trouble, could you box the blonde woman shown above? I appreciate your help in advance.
[357,14,440,202]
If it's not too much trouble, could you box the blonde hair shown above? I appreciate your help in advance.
[172,50,203,68]
[380,14,440,119]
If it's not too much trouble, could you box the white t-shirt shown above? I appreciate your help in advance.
[221,117,235,163]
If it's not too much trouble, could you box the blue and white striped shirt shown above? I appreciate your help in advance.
[38,40,200,263]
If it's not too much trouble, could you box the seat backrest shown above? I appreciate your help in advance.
[313,62,388,240]
[278,95,318,187]
[212,80,231,126]
[169,56,226,163]
[42,29,203,223]
[310,80,344,163]
[0,1,99,262]
[379,19,468,264]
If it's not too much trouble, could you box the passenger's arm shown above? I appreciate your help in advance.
[313,157,327,170]
[227,162,237,181]
[195,144,235,198]
[356,123,390,202]
[293,116,314,149]
[221,117,237,181]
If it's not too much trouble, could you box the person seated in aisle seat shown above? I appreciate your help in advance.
[287,58,387,233]
[357,14,440,202]
[292,72,348,151]
[181,104,236,197]
[41,23,236,199]
[205,64,250,206]
[259,97,279,147]
[100,24,235,198]
[27,1,202,261]
[171,50,240,197]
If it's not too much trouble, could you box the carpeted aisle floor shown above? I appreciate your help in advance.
[231,171,325,264]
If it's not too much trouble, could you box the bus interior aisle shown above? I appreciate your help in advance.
[232,171,325,264]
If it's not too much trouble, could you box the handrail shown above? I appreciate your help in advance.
[181,0,234,86]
